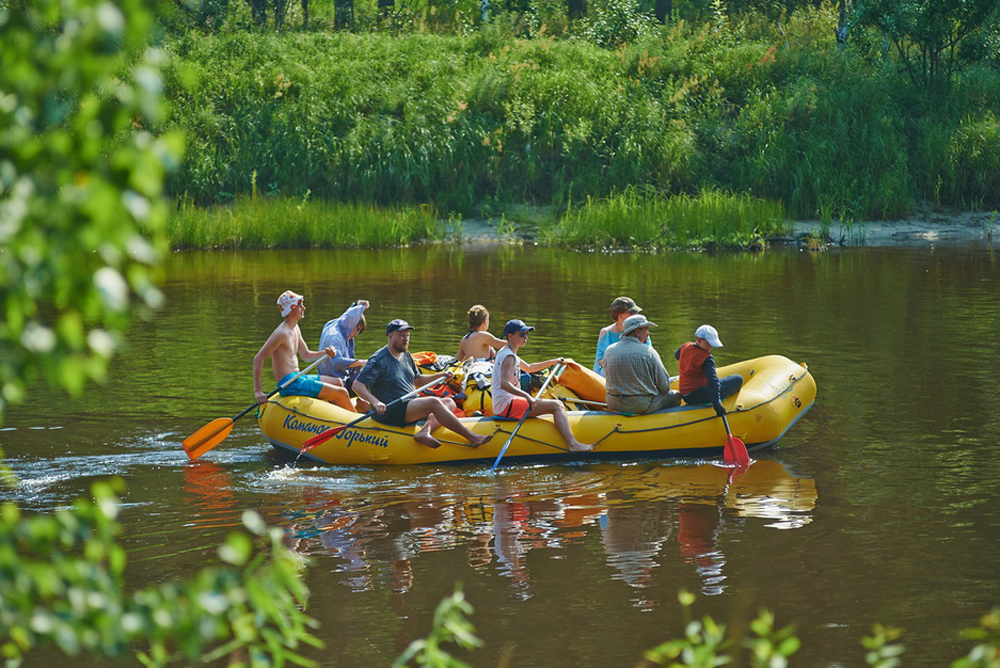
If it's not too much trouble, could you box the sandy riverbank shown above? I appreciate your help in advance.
[451,209,1000,247]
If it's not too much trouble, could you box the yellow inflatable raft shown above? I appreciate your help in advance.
[256,354,815,466]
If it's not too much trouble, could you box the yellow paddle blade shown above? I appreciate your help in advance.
[183,417,234,460]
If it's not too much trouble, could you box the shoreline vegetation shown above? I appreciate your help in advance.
[167,192,999,250]
[168,189,793,250]
[161,5,1000,250]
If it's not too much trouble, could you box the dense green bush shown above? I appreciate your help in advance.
[162,5,1000,221]
[0,481,321,667]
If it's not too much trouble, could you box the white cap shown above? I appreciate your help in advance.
[695,324,723,348]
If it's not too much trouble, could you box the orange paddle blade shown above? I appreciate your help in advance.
[183,418,234,460]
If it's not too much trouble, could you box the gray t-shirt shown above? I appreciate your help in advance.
[355,345,419,403]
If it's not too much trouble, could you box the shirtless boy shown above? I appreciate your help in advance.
[253,290,354,411]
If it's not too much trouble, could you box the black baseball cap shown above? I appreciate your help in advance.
[386,319,415,335]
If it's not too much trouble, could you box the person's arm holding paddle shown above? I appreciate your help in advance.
[519,357,566,375]
[350,379,384,414]
[415,369,455,389]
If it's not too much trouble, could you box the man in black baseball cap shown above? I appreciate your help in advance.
[353,319,494,449]
[385,318,415,335]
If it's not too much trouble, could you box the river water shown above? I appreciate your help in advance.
[4,243,1000,667]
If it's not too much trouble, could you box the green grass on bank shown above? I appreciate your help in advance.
[541,189,788,248]
[168,189,787,249]
[168,193,440,249]
[162,7,1000,221]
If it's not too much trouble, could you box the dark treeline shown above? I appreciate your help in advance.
[161,1,1000,220]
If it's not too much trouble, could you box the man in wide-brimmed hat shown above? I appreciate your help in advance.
[603,314,681,415]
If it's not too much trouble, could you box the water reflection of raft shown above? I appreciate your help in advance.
[257,354,815,466]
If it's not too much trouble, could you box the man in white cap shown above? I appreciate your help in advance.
[253,290,355,411]
[603,314,681,415]
[674,324,743,416]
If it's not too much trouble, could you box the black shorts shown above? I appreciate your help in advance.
[371,398,411,427]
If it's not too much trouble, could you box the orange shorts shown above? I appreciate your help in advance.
[498,397,530,420]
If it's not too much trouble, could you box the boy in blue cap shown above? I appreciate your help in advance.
[493,319,593,452]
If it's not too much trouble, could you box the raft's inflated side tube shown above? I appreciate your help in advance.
[257,354,815,465]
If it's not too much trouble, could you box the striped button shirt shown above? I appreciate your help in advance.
[603,336,673,397]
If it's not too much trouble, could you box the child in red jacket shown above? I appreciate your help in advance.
[674,324,743,416]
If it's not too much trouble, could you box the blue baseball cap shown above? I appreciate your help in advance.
[386,319,415,335]
[502,319,535,337]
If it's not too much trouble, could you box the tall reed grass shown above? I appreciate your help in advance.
[168,195,440,249]
[541,189,788,248]
[162,5,1000,221]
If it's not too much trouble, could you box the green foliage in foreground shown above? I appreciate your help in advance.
[163,6,1000,220]
[0,0,183,421]
[542,189,789,249]
[0,480,320,668]
[394,587,482,668]
[0,4,322,668]
[400,586,1000,668]
[169,190,441,249]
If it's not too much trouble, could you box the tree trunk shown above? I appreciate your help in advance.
[567,0,586,21]
[654,0,671,23]
[249,0,268,25]
[273,0,288,28]
[836,0,849,49]
[335,0,354,28]
[302,0,309,27]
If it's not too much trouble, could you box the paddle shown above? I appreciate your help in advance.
[298,376,450,453]
[489,362,565,473]
[183,356,330,461]
[720,412,750,466]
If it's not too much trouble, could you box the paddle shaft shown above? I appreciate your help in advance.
[490,363,565,473]
[241,356,329,418]
[183,355,331,459]
[300,375,449,452]
[558,397,607,407]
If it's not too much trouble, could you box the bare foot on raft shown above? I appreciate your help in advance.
[569,441,594,452]
[414,430,442,448]
[468,432,495,448]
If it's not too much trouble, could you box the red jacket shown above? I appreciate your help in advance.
[676,342,711,395]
